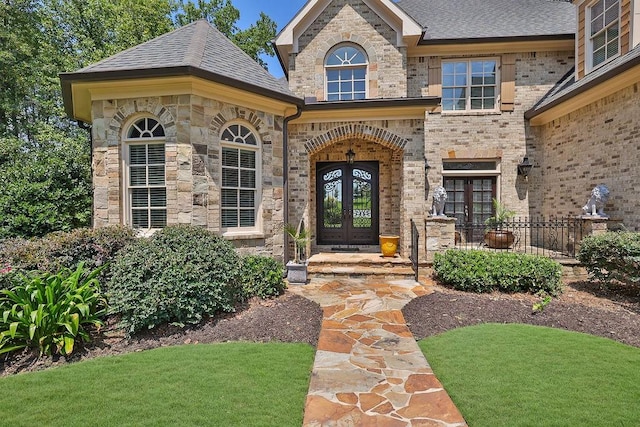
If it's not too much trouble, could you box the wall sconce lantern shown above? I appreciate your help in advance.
[345,148,356,164]
[517,156,533,178]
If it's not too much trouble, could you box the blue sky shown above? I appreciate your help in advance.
[232,0,308,77]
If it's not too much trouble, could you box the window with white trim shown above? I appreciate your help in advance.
[588,0,619,69]
[325,44,368,101]
[442,59,498,111]
[220,124,259,231]
[125,117,166,229]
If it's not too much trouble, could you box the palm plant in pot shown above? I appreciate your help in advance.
[484,199,516,249]
[284,221,311,284]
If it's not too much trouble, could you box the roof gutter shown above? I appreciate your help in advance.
[418,33,574,46]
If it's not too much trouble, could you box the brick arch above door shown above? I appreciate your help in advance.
[304,124,408,154]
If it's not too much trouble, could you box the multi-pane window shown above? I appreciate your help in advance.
[442,60,497,111]
[589,0,619,68]
[221,124,258,230]
[126,118,166,229]
[325,45,367,101]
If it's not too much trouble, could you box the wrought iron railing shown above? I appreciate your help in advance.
[454,216,583,259]
[410,219,419,281]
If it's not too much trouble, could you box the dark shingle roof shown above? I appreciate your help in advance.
[397,0,575,41]
[69,19,298,101]
[526,44,640,119]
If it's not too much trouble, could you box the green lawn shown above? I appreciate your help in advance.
[419,324,640,427]
[0,342,315,427]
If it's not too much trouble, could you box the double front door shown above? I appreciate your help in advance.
[317,162,379,245]
[444,176,496,241]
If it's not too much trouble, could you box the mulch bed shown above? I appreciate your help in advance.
[1,279,638,377]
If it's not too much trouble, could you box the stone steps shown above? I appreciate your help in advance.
[307,252,417,280]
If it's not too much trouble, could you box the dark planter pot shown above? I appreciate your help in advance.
[484,230,515,249]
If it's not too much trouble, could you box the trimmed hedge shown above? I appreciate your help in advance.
[434,250,563,295]
[241,255,286,299]
[578,231,640,285]
[107,225,243,335]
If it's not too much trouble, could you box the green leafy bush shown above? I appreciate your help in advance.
[578,231,640,285]
[434,250,562,295]
[241,255,285,299]
[107,225,243,335]
[0,263,106,356]
[0,226,136,285]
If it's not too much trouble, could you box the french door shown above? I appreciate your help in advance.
[316,162,379,245]
[444,177,496,241]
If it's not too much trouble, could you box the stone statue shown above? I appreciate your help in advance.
[582,184,610,217]
[432,186,448,217]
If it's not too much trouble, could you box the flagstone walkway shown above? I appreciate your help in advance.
[288,278,467,427]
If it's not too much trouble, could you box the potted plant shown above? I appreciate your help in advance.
[284,221,311,284]
[484,199,516,249]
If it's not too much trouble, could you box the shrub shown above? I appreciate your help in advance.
[578,231,640,285]
[0,263,106,356]
[434,250,563,295]
[107,225,243,335]
[241,255,285,299]
[0,226,136,284]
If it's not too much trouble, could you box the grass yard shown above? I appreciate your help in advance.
[0,342,315,427]
[420,324,640,427]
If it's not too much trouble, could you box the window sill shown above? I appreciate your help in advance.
[439,110,502,116]
[222,231,265,240]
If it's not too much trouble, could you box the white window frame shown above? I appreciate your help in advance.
[122,117,167,230]
[586,0,620,72]
[324,44,369,101]
[220,122,262,235]
[441,58,500,113]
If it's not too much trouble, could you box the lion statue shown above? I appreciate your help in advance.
[432,186,448,217]
[582,184,610,217]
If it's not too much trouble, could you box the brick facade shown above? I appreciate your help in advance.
[532,83,640,230]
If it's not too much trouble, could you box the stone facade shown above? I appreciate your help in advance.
[91,95,286,259]
[531,83,640,231]
[289,0,407,100]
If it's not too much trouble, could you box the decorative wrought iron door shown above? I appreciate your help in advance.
[317,162,379,245]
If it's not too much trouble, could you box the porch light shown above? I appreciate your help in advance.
[345,148,356,164]
[517,156,533,178]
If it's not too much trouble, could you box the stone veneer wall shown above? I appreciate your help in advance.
[532,83,640,231]
[289,0,407,100]
[91,95,286,259]
[423,51,574,217]
[288,120,425,257]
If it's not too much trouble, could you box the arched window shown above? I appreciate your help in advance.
[325,44,368,101]
[124,117,166,229]
[220,123,260,231]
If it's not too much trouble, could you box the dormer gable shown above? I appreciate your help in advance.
[274,0,422,76]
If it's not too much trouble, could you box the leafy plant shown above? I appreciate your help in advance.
[107,225,243,335]
[578,231,640,285]
[241,255,285,300]
[484,199,516,230]
[0,263,106,356]
[532,295,552,313]
[434,250,562,295]
[284,221,311,264]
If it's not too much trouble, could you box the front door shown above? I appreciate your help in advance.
[317,162,379,245]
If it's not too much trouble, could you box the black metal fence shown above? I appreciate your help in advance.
[410,219,419,281]
[454,217,583,259]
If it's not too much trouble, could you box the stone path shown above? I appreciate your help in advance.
[289,278,467,427]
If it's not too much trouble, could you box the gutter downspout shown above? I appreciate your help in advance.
[282,105,303,266]
[77,120,93,228]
